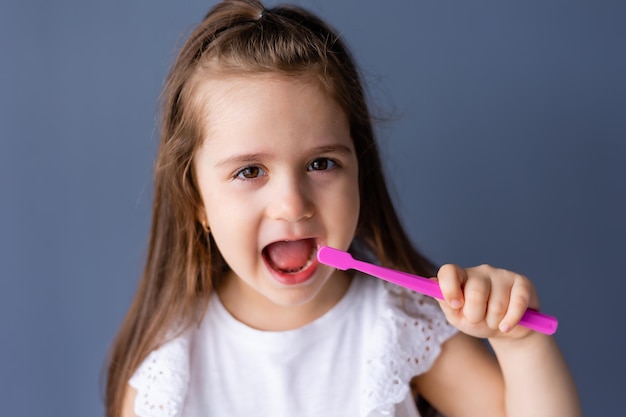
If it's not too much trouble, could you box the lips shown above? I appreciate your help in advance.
[262,238,319,285]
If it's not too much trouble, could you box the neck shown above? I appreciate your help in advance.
[217,270,352,331]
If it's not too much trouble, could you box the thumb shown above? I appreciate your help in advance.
[436,264,466,310]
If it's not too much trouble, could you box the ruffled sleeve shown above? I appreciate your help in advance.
[128,331,192,417]
[361,282,458,417]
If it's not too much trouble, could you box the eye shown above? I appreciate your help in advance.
[307,158,337,172]
[234,165,266,180]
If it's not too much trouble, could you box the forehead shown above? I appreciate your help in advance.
[192,74,349,145]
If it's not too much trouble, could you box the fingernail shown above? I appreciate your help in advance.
[500,323,511,333]
[450,299,462,309]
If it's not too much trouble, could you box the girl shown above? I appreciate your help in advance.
[106,1,581,416]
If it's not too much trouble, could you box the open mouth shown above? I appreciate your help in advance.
[262,238,318,275]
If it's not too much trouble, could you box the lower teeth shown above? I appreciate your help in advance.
[282,267,303,273]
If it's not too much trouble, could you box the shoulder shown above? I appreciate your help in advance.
[371,276,457,340]
[365,276,458,358]
[127,329,193,417]
[121,385,139,417]
[358,276,458,414]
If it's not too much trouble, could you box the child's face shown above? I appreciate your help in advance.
[193,75,360,322]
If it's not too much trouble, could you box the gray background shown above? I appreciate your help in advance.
[1,0,624,416]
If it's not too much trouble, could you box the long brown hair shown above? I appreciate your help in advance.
[105,1,434,415]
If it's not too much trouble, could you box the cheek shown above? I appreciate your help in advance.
[205,198,247,240]
[205,209,255,273]
[203,192,260,259]
[323,175,360,233]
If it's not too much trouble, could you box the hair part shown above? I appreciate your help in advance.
[105,1,435,415]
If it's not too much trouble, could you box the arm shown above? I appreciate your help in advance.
[415,264,581,417]
[413,333,506,417]
[489,331,581,417]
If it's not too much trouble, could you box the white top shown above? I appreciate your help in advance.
[129,274,457,417]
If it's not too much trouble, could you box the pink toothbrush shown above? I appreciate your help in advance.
[317,246,558,335]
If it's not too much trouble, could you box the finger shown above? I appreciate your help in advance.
[485,275,512,330]
[499,275,532,333]
[436,264,466,309]
[461,270,491,324]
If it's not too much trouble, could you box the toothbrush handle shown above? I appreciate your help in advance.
[354,260,444,299]
[518,309,558,335]
[353,260,558,335]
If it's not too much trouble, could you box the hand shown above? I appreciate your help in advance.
[435,264,540,340]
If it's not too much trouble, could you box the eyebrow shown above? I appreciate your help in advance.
[215,152,268,168]
[215,144,354,168]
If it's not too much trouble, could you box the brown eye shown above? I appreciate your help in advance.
[235,166,265,180]
[308,158,336,171]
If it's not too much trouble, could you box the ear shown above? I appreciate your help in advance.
[196,207,210,233]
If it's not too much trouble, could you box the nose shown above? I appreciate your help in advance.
[266,176,314,222]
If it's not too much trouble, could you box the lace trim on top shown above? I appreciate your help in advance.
[129,332,191,417]
[361,283,457,416]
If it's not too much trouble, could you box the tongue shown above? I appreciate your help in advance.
[266,239,314,271]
